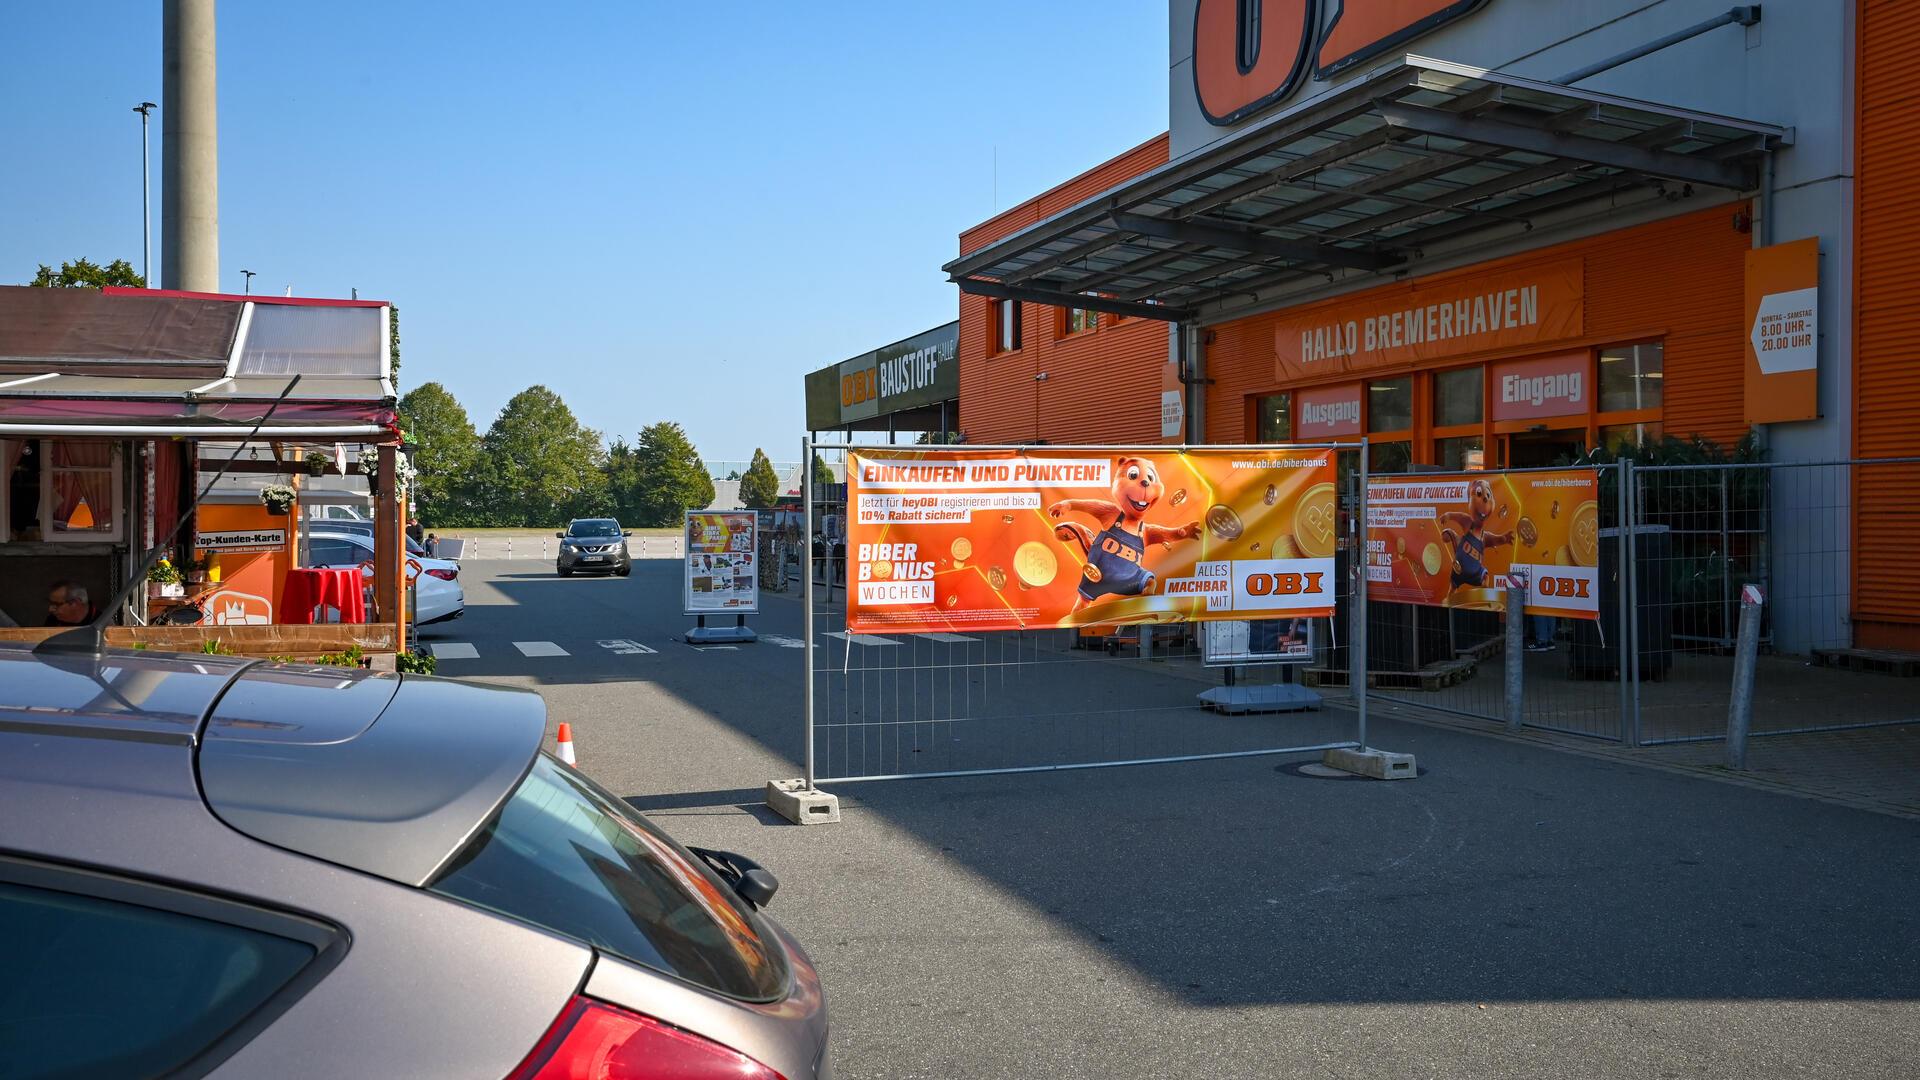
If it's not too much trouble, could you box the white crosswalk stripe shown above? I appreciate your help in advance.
[513,641,569,657]
[430,642,478,660]
[597,639,657,655]
[760,635,806,649]
[826,632,901,646]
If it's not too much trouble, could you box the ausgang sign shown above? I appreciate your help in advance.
[805,322,958,430]
[1194,0,1494,125]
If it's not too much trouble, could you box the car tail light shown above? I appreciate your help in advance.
[508,997,786,1080]
[425,567,458,580]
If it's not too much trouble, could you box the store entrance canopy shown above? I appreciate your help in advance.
[944,56,1790,322]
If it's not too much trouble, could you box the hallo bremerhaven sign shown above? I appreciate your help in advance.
[805,322,959,430]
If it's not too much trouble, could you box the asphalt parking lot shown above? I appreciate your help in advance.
[425,559,1920,1080]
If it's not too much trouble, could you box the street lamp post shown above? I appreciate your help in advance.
[241,269,256,295]
[133,102,156,287]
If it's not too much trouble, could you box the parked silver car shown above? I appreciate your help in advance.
[0,644,828,1079]
[557,518,633,576]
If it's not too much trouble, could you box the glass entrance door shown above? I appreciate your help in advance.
[1504,428,1586,469]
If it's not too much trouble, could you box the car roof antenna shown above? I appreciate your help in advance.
[36,375,305,658]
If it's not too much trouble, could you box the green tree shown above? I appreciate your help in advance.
[618,421,715,527]
[738,448,782,509]
[477,386,607,526]
[812,453,834,486]
[387,304,402,386]
[30,258,144,288]
[603,439,646,524]
[398,381,482,526]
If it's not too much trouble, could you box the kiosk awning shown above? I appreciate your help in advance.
[944,56,1790,321]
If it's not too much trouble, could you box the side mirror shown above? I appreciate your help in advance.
[555,531,566,539]
[623,530,633,537]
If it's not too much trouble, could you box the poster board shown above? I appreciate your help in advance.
[684,511,758,615]
[1365,469,1600,620]
[845,447,1338,634]
[1202,618,1315,667]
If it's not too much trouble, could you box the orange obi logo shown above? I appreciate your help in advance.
[841,368,877,407]
[1193,0,1493,125]
[1100,536,1142,564]
[1244,571,1327,596]
[1537,575,1591,599]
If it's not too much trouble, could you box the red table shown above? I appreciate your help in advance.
[281,567,368,625]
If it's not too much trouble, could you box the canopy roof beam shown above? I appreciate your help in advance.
[954,278,1192,323]
[1108,212,1404,272]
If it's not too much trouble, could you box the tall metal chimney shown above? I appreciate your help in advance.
[162,0,218,293]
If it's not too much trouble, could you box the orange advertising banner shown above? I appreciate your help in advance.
[1744,237,1819,424]
[1274,258,1585,383]
[845,448,1338,634]
[1365,468,1600,620]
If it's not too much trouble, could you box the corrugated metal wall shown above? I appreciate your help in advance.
[957,135,1171,444]
[1203,204,1754,445]
[1852,0,1920,648]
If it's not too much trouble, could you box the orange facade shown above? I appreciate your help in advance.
[1852,0,1920,648]
[958,135,1172,444]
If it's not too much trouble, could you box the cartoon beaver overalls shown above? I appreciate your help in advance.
[1048,456,1202,612]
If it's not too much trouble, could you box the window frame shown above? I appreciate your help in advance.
[0,854,347,1079]
[993,298,1023,354]
[40,439,125,544]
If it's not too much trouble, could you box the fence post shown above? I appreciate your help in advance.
[1727,586,1764,770]
[1620,457,1641,748]
[1505,576,1526,732]
[802,437,816,790]
[1353,442,1369,751]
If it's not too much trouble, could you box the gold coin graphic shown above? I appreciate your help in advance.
[1263,483,1279,506]
[1249,541,1261,552]
[1013,541,1058,588]
[946,595,959,607]
[873,560,893,580]
[1516,517,1539,547]
[951,537,973,561]
[1083,564,1103,583]
[1555,545,1573,567]
[1271,535,1299,559]
[1292,482,1338,559]
[1170,489,1188,507]
[1002,514,1015,525]
[1569,501,1600,567]
[1550,500,1561,520]
[988,566,1007,591]
[1421,543,1444,577]
[1205,505,1244,541]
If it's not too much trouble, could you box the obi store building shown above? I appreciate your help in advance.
[946,0,1920,651]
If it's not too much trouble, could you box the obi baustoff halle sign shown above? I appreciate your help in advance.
[805,322,959,430]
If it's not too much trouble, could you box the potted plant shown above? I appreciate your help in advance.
[187,554,211,584]
[304,451,331,477]
[261,483,297,516]
[147,558,185,599]
[359,455,383,497]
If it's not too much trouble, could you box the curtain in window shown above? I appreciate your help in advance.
[52,441,114,533]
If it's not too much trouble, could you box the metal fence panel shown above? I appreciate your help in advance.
[1633,458,1920,743]
[804,441,1365,784]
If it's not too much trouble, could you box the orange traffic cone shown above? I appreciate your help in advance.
[555,723,577,767]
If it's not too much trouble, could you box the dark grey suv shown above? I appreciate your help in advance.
[0,644,827,1079]
[557,518,632,576]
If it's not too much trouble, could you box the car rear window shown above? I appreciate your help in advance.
[429,754,788,1001]
[0,882,317,1079]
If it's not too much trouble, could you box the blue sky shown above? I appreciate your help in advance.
[1,2,1167,463]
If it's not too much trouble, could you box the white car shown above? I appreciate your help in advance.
[305,528,466,625]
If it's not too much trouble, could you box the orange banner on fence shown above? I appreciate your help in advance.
[1274,258,1585,383]
[846,448,1338,634]
[1365,468,1600,620]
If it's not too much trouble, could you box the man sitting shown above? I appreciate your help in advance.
[46,581,97,627]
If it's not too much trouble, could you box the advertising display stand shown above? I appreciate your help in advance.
[684,511,759,644]
[1196,618,1321,715]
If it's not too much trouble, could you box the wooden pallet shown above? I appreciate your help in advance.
[1455,636,1506,662]
[1812,648,1920,678]
[1304,658,1478,691]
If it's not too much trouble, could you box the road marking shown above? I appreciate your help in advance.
[686,644,739,651]
[826,632,901,646]
[597,638,657,655]
[922,633,980,643]
[761,635,806,649]
[513,641,569,657]
[431,642,478,660]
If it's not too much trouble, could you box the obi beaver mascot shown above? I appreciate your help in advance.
[1048,456,1202,611]
[1438,477,1514,590]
